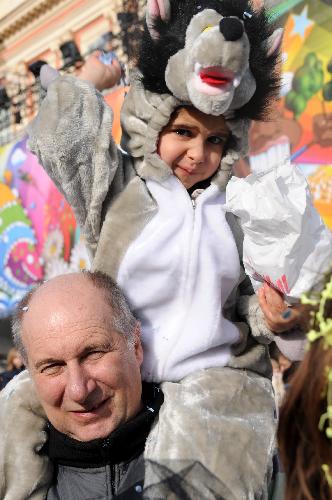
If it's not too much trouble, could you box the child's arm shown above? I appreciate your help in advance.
[258,283,308,361]
[27,66,132,254]
[226,213,305,369]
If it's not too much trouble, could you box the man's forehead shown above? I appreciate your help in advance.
[22,302,118,364]
[29,274,107,310]
[34,273,92,297]
[32,333,118,369]
[23,275,112,334]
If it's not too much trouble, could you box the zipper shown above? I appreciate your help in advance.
[110,464,116,496]
[177,179,218,310]
[160,178,197,376]
[158,176,216,376]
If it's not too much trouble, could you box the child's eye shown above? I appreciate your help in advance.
[208,136,225,145]
[174,128,192,137]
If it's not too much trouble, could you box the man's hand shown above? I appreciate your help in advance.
[78,52,122,91]
[258,283,309,333]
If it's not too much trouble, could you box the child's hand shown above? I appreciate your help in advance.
[78,52,122,91]
[258,283,309,333]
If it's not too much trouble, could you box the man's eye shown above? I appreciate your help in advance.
[174,128,192,137]
[41,364,62,375]
[208,136,225,145]
[85,351,105,361]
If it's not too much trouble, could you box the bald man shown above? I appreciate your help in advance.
[0,271,163,500]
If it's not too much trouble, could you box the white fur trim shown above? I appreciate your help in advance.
[117,177,241,382]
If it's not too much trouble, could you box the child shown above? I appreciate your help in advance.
[0,1,304,498]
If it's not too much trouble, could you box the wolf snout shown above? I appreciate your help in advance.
[219,17,244,42]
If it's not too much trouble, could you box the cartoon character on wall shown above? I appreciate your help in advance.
[0,137,83,316]
[0,183,42,314]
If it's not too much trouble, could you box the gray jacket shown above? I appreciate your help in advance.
[47,457,144,500]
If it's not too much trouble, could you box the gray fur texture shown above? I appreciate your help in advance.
[0,371,52,500]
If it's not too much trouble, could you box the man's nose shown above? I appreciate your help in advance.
[66,364,96,404]
[219,17,244,41]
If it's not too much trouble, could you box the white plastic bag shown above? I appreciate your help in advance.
[225,161,332,301]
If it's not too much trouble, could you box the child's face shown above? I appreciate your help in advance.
[157,107,229,189]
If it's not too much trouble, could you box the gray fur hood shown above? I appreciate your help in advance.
[121,71,250,192]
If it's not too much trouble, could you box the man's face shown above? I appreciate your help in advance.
[157,106,229,189]
[22,275,143,442]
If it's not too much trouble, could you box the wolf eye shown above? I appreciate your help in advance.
[243,12,252,20]
[202,25,213,33]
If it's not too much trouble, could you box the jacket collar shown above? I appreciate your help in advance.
[44,383,163,468]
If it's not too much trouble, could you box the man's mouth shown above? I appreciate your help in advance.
[70,398,110,419]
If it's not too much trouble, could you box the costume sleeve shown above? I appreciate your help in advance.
[224,212,273,346]
[236,266,306,361]
[273,331,306,361]
[0,370,52,499]
[225,212,306,375]
[237,291,274,345]
[27,74,130,254]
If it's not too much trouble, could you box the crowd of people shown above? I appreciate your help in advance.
[0,1,331,499]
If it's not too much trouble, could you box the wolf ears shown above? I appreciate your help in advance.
[265,27,283,57]
[252,0,284,55]
[146,0,283,56]
[146,0,171,39]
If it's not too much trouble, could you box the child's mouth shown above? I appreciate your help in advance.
[178,165,195,175]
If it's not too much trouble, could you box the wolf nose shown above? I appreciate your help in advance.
[219,17,244,41]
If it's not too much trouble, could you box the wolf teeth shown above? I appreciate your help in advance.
[194,62,202,75]
[233,77,241,88]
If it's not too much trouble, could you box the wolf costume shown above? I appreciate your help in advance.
[0,1,285,499]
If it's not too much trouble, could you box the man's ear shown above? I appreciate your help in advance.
[133,322,144,365]
[146,0,171,40]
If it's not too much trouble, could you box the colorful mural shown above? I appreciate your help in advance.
[248,0,332,229]
[0,139,91,317]
[0,87,126,317]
